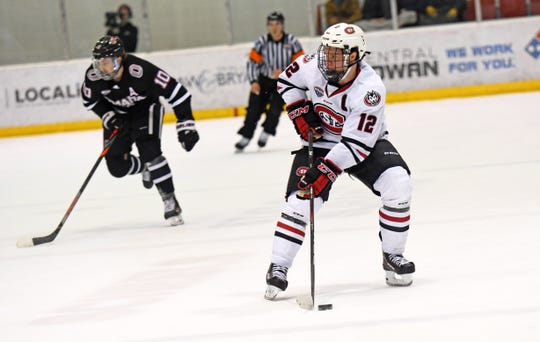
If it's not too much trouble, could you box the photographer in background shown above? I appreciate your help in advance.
[105,4,138,52]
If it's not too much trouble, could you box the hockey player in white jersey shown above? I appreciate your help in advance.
[265,23,415,300]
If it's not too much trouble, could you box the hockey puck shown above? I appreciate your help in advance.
[317,304,333,311]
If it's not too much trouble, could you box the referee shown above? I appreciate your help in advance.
[235,12,304,151]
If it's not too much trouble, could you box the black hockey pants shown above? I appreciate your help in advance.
[237,76,285,139]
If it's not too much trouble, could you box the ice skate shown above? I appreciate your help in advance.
[234,137,250,152]
[383,252,415,286]
[141,163,153,189]
[264,263,288,300]
[257,131,270,148]
[162,193,184,226]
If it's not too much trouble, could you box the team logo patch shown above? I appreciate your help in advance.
[129,64,143,78]
[303,54,315,63]
[345,26,356,34]
[87,69,100,82]
[314,86,324,97]
[364,90,381,107]
[296,166,309,177]
[315,104,345,135]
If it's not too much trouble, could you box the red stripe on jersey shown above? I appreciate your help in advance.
[356,149,368,159]
[277,221,305,237]
[379,210,410,223]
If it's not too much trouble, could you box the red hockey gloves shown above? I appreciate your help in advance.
[287,101,323,141]
[297,158,342,198]
[102,111,125,130]
[176,120,199,152]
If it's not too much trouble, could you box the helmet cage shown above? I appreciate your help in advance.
[317,45,356,84]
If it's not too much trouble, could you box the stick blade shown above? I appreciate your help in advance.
[16,237,35,248]
[16,233,56,248]
[296,295,314,310]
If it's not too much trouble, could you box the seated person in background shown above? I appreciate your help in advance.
[418,0,467,25]
[325,0,363,26]
[357,0,417,31]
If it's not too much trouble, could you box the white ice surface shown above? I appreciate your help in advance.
[1,92,539,341]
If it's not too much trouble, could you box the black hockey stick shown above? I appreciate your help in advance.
[16,128,120,248]
[296,130,333,311]
[297,130,316,310]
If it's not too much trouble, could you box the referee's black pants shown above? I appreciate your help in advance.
[237,77,284,139]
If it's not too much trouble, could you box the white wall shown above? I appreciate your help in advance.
[1,17,539,128]
[0,0,323,65]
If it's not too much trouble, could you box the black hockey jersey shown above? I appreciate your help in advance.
[81,54,193,122]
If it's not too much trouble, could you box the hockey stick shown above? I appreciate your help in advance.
[296,130,333,311]
[16,128,120,248]
[297,130,316,310]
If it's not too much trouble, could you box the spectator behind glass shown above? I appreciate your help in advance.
[418,0,467,25]
[325,0,363,26]
[357,0,417,31]
[106,4,138,52]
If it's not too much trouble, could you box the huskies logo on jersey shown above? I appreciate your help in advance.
[303,54,315,63]
[315,103,345,134]
[364,90,381,107]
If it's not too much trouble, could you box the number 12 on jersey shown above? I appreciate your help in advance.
[357,113,376,133]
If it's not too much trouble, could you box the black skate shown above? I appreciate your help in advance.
[162,193,183,226]
[234,137,250,152]
[257,132,270,148]
[383,252,415,286]
[264,263,288,300]
[141,164,153,189]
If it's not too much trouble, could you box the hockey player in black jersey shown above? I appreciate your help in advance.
[81,35,199,225]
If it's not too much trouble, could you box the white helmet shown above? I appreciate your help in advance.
[318,23,368,83]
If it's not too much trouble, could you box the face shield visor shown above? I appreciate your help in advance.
[92,56,121,81]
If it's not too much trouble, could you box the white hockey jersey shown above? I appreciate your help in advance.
[277,54,388,171]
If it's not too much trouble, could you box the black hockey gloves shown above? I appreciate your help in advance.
[287,100,323,141]
[297,158,342,199]
[102,111,125,130]
[176,120,199,152]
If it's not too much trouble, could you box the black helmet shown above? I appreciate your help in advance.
[92,35,125,60]
[92,36,125,80]
[267,11,284,23]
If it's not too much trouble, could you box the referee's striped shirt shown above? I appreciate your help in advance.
[247,33,304,83]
